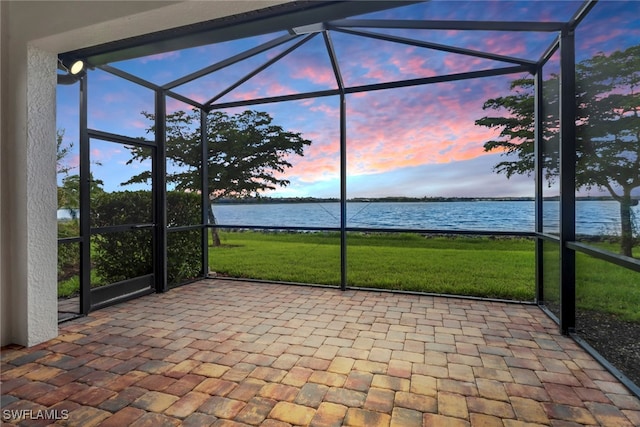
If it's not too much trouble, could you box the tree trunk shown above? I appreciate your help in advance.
[208,203,221,247]
[619,190,635,258]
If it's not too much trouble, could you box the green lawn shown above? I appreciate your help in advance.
[210,231,536,301]
[57,229,639,321]
[575,251,640,321]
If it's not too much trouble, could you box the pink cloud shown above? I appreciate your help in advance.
[129,119,150,130]
[69,154,80,169]
[166,97,197,113]
[308,103,339,119]
[90,148,103,160]
[89,108,108,120]
[186,92,208,104]
[361,56,393,82]
[103,92,129,103]
[227,88,262,102]
[265,80,296,97]
[322,78,510,178]
[390,54,437,78]
[59,154,80,173]
[260,77,510,184]
[442,55,492,74]
[288,157,339,183]
[291,65,337,86]
[480,33,528,57]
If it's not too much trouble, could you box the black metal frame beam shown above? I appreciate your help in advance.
[538,38,560,68]
[201,109,209,280]
[205,33,318,106]
[100,64,162,91]
[327,19,566,32]
[329,26,536,67]
[210,224,535,237]
[323,28,348,290]
[346,66,533,94]
[90,224,155,235]
[79,75,90,316]
[164,33,299,90]
[99,64,205,110]
[568,0,599,28]
[167,91,205,110]
[208,65,531,111]
[87,129,155,148]
[339,93,347,291]
[558,28,576,334]
[568,242,640,273]
[323,31,345,92]
[534,69,544,305]
[154,90,168,293]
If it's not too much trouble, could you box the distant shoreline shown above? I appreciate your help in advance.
[212,196,634,205]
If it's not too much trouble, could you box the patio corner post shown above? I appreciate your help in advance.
[201,109,209,278]
[534,68,544,305]
[559,27,576,334]
[340,92,347,291]
[324,30,348,291]
[79,74,91,314]
[154,90,168,293]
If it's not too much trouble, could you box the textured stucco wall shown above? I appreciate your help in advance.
[0,1,7,346]
[1,0,289,347]
[24,47,59,345]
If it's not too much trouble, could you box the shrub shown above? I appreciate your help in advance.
[91,190,203,287]
[57,221,80,281]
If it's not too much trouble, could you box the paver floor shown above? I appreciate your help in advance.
[2,279,639,426]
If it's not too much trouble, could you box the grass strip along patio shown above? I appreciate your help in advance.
[210,231,639,322]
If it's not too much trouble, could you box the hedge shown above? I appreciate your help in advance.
[91,190,203,287]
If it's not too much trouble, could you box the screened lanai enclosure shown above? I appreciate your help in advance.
[56,1,639,395]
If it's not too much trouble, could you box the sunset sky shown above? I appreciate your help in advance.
[56,0,640,199]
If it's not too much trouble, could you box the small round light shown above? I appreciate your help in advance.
[70,60,84,75]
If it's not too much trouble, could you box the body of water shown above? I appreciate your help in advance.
[210,200,639,236]
[58,200,639,236]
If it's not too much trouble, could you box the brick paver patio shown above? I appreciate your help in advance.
[2,279,639,426]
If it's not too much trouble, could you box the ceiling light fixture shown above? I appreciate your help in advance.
[69,59,85,75]
[57,58,86,85]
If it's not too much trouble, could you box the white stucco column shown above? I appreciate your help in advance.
[22,46,59,345]
[0,43,58,346]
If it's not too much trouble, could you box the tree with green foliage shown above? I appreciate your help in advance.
[57,130,74,176]
[58,174,105,220]
[57,130,77,216]
[57,130,104,219]
[476,45,639,257]
[124,109,312,246]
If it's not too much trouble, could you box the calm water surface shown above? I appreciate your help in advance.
[211,200,639,235]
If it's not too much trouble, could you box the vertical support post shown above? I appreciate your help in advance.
[201,109,209,277]
[534,69,544,304]
[324,31,348,291]
[79,75,90,315]
[559,28,576,334]
[340,93,347,291]
[154,90,168,292]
